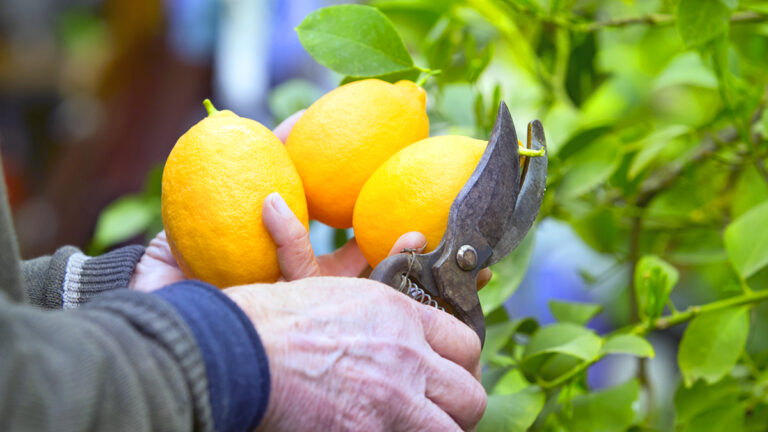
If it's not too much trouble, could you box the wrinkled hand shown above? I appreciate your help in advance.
[129,231,186,292]
[226,277,487,431]
[262,192,493,288]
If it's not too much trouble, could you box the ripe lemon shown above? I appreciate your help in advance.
[353,135,488,267]
[162,100,308,287]
[286,79,429,229]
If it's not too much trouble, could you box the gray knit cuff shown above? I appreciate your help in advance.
[87,290,214,432]
[62,245,145,309]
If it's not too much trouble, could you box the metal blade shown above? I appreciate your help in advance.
[491,120,547,262]
[440,101,522,267]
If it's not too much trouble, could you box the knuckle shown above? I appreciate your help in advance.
[467,381,488,424]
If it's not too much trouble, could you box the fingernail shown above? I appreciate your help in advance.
[268,193,295,219]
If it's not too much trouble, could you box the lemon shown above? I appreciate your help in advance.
[353,135,487,267]
[162,100,308,287]
[286,79,429,229]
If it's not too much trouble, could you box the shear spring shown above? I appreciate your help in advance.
[399,275,444,311]
[398,247,444,311]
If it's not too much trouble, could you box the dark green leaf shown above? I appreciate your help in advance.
[481,318,539,366]
[549,300,603,325]
[678,307,749,386]
[559,380,640,432]
[477,387,545,432]
[724,201,768,279]
[600,334,655,358]
[677,0,731,48]
[480,230,535,314]
[296,5,414,77]
[634,255,679,321]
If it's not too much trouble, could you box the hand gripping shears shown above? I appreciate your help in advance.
[370,102,548,345]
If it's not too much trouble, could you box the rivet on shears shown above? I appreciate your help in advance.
[456,245,478,271]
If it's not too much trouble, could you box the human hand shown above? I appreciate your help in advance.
[225,277,487,431]
[129,231,186,292]
[262,192,493,287]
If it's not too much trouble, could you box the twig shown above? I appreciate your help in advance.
[539,289,768,390]
[576,11,766,32]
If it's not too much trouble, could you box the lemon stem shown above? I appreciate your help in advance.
[203,99,219,116]
[519,147,546,157]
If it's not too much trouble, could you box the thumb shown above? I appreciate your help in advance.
[262,193,321,280]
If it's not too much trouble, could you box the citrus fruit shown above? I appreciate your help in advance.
[162,100,308,287]
[353,135,488,267]
[285,79,429,229]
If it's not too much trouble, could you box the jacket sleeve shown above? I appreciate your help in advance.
[0,281,270,432]
[20,245,145,309]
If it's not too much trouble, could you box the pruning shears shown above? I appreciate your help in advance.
[369,102,548,345]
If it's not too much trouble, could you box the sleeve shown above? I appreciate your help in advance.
[20,245,145,309]
[0,280,270,432]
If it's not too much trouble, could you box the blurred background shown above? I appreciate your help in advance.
[0,0,337,258]
[3,0,768,429]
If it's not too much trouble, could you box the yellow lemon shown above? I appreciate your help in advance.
[353,135,488,267]
[286,79,429,229]
[162,100,308,287]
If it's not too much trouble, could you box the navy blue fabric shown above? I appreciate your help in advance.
[154,281,270,432]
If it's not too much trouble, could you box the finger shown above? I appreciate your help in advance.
[399,398,462,432]
[145,231,181,268]
[424,354,487,430]
[418,304,482,375]
[477,268,492,291]
[272,110,305,143]
[316,237,369,277]
[387,231,427,257]
[262,192,322,280]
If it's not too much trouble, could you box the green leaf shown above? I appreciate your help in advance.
[676,0,731,48]
[724,201,768,279]
[675,378,741,425]
[678,307,750,386]
[684,404,745,432]
[558,134,621,199]
[480,230,535,314]
[339,69,420,85]
[559,380,640,432]
[491,369,530,395]
[549,300,603,325]
[477,387,545,432]
[93,195,158,250]
[653,52,718,90]
[523,323,602,362]
[601,334,655,358]
[481,318,538,366]
[296,5,414,77]
[719,0,739,9]
[634,255,679,321]
[628,125,691,179]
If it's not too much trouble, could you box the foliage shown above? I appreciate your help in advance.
[94,0,768,429]
[294,1,768,430]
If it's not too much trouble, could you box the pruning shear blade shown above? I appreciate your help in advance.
[369,102,548,345]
